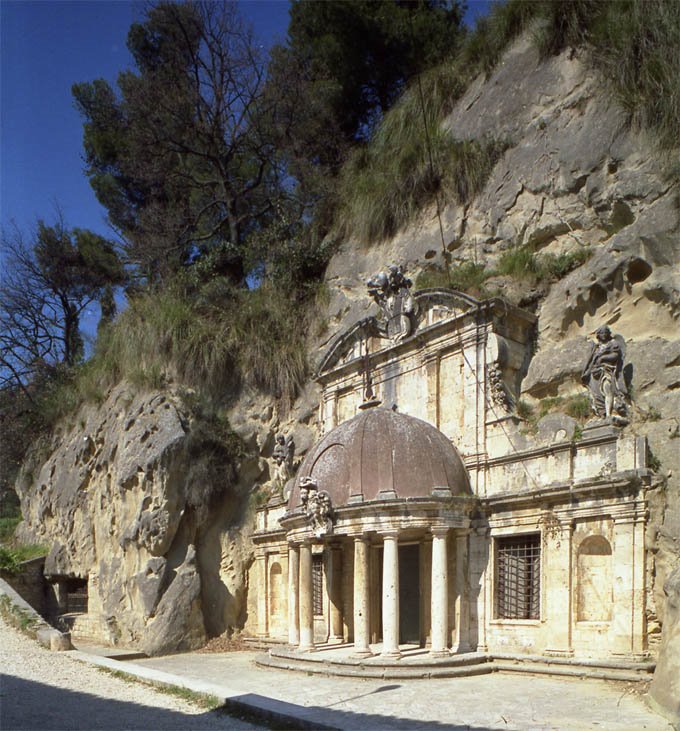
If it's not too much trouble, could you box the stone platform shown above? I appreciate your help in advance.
[257,642,656,683]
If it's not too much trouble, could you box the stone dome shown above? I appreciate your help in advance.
[289,407,470,510]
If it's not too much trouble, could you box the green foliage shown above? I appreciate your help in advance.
[0,544,47,575]
[531,0,680,151]
[416,261,489,296]
[62,276,318,413]
[339,123,506,242]
[516,399,534,421]
[0,517,20,544]
[564,394,592,420]
[0,594,40,636]
[497,245,591,282]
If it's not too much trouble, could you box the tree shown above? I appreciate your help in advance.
[263,1,464,240]
[73,1,282,286]
[0,219,125,394]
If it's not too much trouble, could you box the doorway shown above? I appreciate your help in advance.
[399,544,420,643]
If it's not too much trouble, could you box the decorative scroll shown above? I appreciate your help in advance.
[299,476,334,537]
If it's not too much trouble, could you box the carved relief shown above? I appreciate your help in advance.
[298,476,334,537]
[487,361,512,411]
[367,264,418,342]
[581,326,629,425]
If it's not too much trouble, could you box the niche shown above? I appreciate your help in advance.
[577,535,612,622]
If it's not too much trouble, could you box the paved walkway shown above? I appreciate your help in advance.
[130,649,669,730]
[2,610,673,731]
[0,617,261,731]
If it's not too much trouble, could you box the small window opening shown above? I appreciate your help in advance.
[496,534,540,620]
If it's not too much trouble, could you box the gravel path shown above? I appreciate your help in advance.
[0,617,262,731]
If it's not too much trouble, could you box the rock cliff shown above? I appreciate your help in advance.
[15,33,679,661]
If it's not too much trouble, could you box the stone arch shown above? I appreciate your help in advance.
[577,535,612,621]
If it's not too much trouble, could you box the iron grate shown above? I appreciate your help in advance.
[496,534,541,620]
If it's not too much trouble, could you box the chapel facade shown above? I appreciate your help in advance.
[245,267,651,663]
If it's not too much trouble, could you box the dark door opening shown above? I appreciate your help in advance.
[399,544,420,644]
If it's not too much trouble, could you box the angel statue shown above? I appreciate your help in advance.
[581,325,629,424]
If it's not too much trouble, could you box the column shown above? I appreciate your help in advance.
[287,542,300,646]
[353,535,371,657]
[382,531,400,658]
[255,553,267,638]
[453,530,470,653]
[430,527,449,656]
[329,543,344,643]
[299,541,314,651]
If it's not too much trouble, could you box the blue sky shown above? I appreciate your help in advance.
[1,0,491,241]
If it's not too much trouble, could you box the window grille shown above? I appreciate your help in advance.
[496,534,540,620]
[312,554,323,616]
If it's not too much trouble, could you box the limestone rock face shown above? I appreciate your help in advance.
[15,384,252,655]
[649,568,680,725]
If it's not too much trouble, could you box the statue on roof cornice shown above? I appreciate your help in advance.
[366,264,418,342]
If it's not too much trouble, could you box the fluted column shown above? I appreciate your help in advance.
[382,530,401,658]
[287,542,300,646]
[353,535,371,657]
[299,541,314,651]
[430,527,449,656]
[329,543,344,642]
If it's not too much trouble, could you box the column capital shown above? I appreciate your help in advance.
[381,529,400,541]
[349,532,371,543]
[431,526,450,538]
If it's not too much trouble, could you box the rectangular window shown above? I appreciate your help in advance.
[312,554,323,616]
[496,534,541,620]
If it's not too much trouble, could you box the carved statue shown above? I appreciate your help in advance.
[298,476,334,537]
[272,433,295,495]
[581,325,629,424]
[366,264,418,342]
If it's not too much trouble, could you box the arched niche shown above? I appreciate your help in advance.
[577,535,612,622]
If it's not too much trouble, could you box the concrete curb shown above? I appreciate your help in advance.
[0,577,72,651]
[69,650,338,730]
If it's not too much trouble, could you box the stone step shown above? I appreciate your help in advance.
[490,652,655,678]
[493,662,649,684]
[257,652,493,680]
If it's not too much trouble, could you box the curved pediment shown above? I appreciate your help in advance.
[317,288,480,377]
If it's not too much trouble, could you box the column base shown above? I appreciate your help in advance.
[351,648,373,659]
[329,635,344,644]
[380,649,402,660]
[297,644,315,653]
[429,649,450,659]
